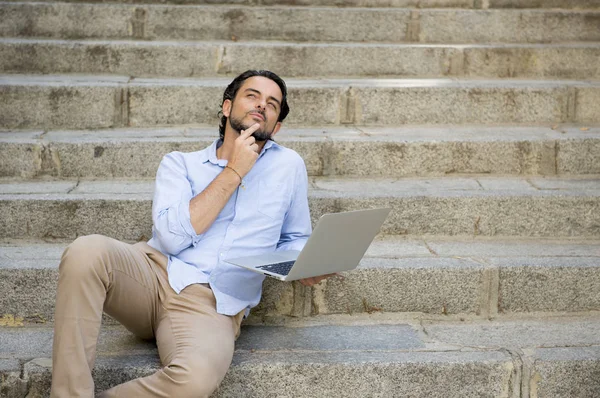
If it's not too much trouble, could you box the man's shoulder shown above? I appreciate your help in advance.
[161,146,210,166]
[268,142,305,167]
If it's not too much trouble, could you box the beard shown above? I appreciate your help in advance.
[228,112,275,142]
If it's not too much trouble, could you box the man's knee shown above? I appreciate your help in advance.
[59,234,113,277]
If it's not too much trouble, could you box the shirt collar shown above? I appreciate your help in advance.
[204,139,226,166]
[202,138,280,166]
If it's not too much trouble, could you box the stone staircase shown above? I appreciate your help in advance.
[1,0,599,396]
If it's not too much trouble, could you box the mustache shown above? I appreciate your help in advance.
[248,109,266,119]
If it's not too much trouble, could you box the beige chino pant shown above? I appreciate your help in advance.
[50,234,244,398]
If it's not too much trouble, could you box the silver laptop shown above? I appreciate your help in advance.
[225,208,391,281]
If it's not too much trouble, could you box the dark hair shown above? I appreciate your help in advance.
[218,70,290,140]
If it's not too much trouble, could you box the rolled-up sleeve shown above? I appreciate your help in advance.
[152,152,202,255]
[276,158,312,252]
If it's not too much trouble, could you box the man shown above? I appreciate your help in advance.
[50,70,331,397]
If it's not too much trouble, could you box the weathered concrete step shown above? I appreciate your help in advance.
[1,75,599,129]
[1,237,599,322]
[6,0,600,9]
[3,316,600,397]
[2,126,599,179]
[2,3,599,43]
[1,176,599,240]
[3,39,600,80]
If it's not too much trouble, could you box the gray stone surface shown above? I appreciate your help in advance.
[7,0,599,8]
[426,238,600,257]
[356,83,569,125]
[1,0,476,6]
[127,83,222,127]
[464,44,600,79]
[2,76,599,128]
[22,358,53,398]
[218,351,513,398]
[318,137,558,177]
[8,317,600,396]
[0,181,76,194]
[488,0,600,9]
[0,358,26,398]
[310,178,600,237]
[2,239,598,320]
[217,42,460,78]
[558,137,600,175]
[143,6,412,43]
[0,128,211,179]
[496,257,600,313]
[1,255,483,321]
[364,237,432,258]
[2,3,599,43]
[0,80,122,129]
[419,9,600,43]
[5,126,599,178]
[531,346,600,398]
[0,267,58,323]
[0,322,519,397]
[424,318,600,348]
[528,177,600,191]
[0,195,153,240]
[576,87,600,124]
[72,180,154,195]
[13,350,514,397]
[0,2,132,40]
[0,326,156,359]
[250,279,307,320]
[0,322,514,397]
[0,39,219,77]
[314,257,485,315]
[128,81,343,127]
[2,177,600,240]
[4,39,600,80]
[236,324,424,351]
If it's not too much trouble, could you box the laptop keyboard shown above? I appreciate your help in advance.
[257,260,296,276]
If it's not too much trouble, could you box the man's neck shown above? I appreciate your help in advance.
[216,128,267,160]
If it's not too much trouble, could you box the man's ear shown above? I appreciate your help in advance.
[271,122,282,138]
[222,99,232,118]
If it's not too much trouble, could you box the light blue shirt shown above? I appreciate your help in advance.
[147,138,311,316]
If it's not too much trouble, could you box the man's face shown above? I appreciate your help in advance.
[224,76,283,142]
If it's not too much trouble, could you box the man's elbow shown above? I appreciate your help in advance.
[153,229,189,256]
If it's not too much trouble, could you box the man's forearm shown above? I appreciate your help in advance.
[189,167,241,235]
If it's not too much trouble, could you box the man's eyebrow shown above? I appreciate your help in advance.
[244,88,282,107]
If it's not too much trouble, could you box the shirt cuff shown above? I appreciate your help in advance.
[174,196,200,239]
[276,238,308,253]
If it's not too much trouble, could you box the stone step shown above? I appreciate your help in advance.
[2,126,600,179]
[1,237,599,322]
[2,315,600,397]
[1,176,599,240]
[3,39,600,80]
[2,3,599,43]
[1,75,598,129]
[6,0,600,8]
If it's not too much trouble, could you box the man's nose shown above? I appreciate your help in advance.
[256,98,266,110]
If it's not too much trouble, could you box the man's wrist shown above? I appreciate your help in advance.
[225,165,242,185]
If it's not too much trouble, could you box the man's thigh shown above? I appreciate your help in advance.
[78,236,164,339]
[155,284,242,384]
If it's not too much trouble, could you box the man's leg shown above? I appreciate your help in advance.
[51,235,162,398]
[98,276,244,398]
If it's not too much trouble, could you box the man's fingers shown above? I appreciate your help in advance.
[300,278,317,287]
[250,143,259,153]
[240,123,260,138]
[299,273,338,286]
